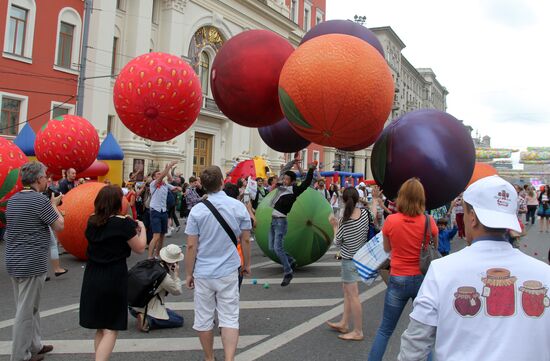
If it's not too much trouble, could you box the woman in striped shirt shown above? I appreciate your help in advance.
[327,187,371,341]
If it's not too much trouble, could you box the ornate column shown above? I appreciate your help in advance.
[158,0,187,55]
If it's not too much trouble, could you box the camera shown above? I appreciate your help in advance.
[45,186,63,206]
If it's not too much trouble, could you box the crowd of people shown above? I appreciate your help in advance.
[3,158,550,361]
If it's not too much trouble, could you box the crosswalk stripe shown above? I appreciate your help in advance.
[166,298,342,310]
[0,335,269,355]
[261,262,340,268]
[242,277,341,285]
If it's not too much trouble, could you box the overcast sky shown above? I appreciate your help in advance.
[326,0,550,150]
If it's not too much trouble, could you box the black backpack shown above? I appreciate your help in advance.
[127,259,167,308]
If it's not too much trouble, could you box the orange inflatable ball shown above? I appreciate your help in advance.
[279,34,394,148]
[58,183,130,260]
[468,162,498,187]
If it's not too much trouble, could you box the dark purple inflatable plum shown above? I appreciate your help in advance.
[371,109,475,209]
[301,19,384,57]
[258,118,311,153]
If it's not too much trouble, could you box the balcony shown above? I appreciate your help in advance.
[202,97,221,113]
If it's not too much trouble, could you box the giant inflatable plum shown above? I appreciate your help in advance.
[35,115,99,177]
[0,138,28,228]
[211,30,294,127]
[258,118,311,153]
[114,52,202,141]
[301,19,385,56]
[255,188,333,267]
[279,34,393,148]
[371,109,475,209]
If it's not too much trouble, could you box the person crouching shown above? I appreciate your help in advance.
[130,244,184,332]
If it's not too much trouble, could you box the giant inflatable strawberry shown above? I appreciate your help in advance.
[35,115,100,177]
[0,138,28,228]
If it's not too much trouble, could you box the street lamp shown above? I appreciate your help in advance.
[353,15,366,25]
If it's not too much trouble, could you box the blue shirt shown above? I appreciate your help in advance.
[437,226,458,254]
[185,191,252,278]
[150,179,175,212]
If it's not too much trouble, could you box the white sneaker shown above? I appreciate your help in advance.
[166,227,173,237]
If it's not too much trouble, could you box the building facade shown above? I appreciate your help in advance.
[0,0,83,138]
[83,0,326,181]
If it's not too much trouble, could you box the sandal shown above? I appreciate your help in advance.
[55,269,68,277]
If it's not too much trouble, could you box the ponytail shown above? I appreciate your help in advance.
[342,187,360,223]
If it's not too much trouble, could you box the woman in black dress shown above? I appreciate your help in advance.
[79,185,146,361]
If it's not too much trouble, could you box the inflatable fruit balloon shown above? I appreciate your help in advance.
[301,19,385,56]
[279,34,393,148]
[0,138,28,228]
[371,109,475,209]
[76,160,109,179]
[114,52,202,141]
[258,118,311,153]
[211,30,294,127]
[35,115,99,177]
[255,188,333,266]
[338,127,382,152]
[468,162,498,187]
[58,183,130,260]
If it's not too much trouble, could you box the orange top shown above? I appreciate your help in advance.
[383,213,438,276]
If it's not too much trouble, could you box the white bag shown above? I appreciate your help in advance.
[245,176,258,200]
[352,232,390,285]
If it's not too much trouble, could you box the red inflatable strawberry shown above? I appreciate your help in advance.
[0,138,28,228]
[35,114,100,177]
[113,52,202,141]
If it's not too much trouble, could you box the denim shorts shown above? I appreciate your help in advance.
[341,259,361,283]
[150,209,168,234]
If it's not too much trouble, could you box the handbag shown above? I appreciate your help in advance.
[352,232,390,285]
[419,213,441,275]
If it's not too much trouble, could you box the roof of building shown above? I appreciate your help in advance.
[97,132,124,160]
[369,26,406,49]
[13,123,36,156]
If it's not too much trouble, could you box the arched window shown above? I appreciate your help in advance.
[199,52,210,95]
[55,7,82,71]
[3,0,36,61]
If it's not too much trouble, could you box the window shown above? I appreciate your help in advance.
[116,0,125,11]
[199,52,210,95]
[111,37,119,74]
[304,8,310,31]
[290,0,297,22]
[56,22,74,68]
[107,115,115,133]
[313,150,320,163]
[1,98,21,136]
[301,149,308,170]
[51,106,69,119]
[316,16,322,25]
[6,5,27,56]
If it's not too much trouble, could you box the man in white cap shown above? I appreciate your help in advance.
[131,244,184,332]
[398,175,550,361]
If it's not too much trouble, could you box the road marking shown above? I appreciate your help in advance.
[0,303,79,330]
[261,262,340,269]
[235,282,387,361]
[166,298,342,311]
[250,260,275,269]
[242,277,341,285]
[0,335,268,355]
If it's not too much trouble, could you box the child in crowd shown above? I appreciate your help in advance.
[437,218,458,257]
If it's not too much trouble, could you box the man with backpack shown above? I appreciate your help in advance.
[185,166,252,361]
[129,244,184,332]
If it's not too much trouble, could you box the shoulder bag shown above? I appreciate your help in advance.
[419,213,441,275]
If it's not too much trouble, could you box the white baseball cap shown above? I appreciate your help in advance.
[463,175,522,232]
[358,182,366,187]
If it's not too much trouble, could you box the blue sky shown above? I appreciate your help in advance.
[326,0,550,150]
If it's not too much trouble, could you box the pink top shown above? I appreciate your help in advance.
[526,194,539,206]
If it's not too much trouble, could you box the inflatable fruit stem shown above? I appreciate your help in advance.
[0,169,19,200]
[278,87,312,129]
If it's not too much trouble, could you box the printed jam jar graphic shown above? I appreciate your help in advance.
[519,280,550,317]
[481,268,516,317]
[454,286,481,316]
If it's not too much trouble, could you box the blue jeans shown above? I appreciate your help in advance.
[129,307,183,330]
[268,217,295,276]
[368,275,424,361]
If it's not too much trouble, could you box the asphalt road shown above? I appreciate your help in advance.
[0,220,548,361]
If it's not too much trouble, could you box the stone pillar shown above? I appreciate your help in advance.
[158,0,187,55]
[125,0,153,56]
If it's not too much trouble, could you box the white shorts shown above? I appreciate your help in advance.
[193,272,240,331]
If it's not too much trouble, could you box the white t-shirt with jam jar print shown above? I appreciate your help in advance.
[410,240,550,361]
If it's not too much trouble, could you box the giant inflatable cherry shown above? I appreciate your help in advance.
[258,118,311,153]
[371,109,475,209]
[211,30,294,127]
